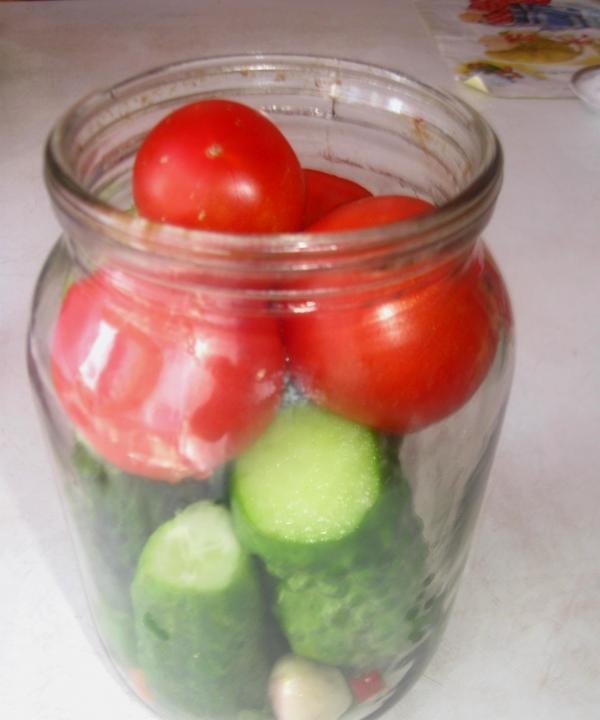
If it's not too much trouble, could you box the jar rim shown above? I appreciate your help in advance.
[44,53,502,274]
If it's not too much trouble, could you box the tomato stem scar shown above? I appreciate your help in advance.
[205,143,223,158]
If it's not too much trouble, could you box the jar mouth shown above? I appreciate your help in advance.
[45,53,502,278]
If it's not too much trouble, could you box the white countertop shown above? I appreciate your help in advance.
[2,1,599,718]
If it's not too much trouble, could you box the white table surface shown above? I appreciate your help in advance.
[2,1,600,718]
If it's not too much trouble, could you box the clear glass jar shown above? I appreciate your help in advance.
[28,55,513,720]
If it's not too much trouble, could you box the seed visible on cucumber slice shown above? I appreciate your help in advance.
[131,501,270,717]
[231,404,384,573]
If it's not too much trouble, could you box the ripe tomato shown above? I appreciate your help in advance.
[52,270,285,481]
[133,99,305,233]
[283,250,501,433]
[301,169,372,227]
[306,194,434,232]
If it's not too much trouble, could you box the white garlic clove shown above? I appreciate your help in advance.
[269,655,353,720]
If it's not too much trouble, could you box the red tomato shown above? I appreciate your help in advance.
[133,99,305,233]
[52,270,285,481]
[301,169,372,227]
[350,670,386,703]
[283,250,500,433]
[307,194,435,232]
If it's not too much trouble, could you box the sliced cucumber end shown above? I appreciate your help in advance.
[233,404,381,546]
[136,501,243,592]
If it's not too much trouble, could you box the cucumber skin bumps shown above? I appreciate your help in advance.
[231,404,429,671]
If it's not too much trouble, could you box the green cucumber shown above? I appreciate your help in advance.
[231,404,392,574]
[131,501,270,717]
[68,442,215,663]
[230,404,432,671]
[275,483,430,670]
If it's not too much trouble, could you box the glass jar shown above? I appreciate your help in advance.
[28,55,514,720]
